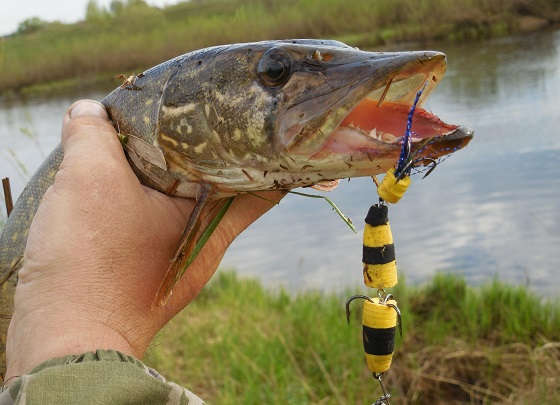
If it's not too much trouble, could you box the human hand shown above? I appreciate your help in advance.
[5,99,284,381]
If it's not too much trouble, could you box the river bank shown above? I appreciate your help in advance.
[1,0,559,97]
[145,271,560,404]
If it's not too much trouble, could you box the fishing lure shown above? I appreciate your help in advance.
[345,83,432,404]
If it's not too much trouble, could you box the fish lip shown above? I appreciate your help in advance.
[411,125,474,158]
[437,126,474,142]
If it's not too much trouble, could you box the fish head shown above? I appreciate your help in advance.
[103,40,473,195]
[161,40,471,176]
[248,40,473,179]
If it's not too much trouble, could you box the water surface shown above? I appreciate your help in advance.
[1,30,559,294]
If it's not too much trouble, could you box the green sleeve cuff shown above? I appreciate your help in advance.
[0,350,204,405]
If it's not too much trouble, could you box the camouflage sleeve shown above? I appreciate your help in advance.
[0,350,204,405]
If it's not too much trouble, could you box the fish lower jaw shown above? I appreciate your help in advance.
[312,125,472,170]
[317,124,461,154]
[198,165,383,197]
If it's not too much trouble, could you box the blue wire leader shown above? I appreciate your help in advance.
[394,81,428,179]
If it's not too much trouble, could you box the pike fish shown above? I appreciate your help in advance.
[0,40,472,375]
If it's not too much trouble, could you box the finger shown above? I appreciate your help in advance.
[62,99,108,128]
[159,190,286,315]
[214,191,287,245]
[171,190,285,239]
[231,190,286,228]
[61,99,125,168]
[60,99,134,183]
[159,189,286,241]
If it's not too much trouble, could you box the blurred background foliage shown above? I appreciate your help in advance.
[1,0,559,94]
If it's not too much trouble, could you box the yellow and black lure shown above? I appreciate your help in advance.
[362,203,397,290]
[346,82,434,405]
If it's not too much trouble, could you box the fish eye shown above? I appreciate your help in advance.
[257,48,292,87]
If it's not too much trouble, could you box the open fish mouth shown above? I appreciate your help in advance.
[312,52,473,165]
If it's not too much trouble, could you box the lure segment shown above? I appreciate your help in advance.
[377,168,410,204]
[362,204,398,289]
[363,298,398,374]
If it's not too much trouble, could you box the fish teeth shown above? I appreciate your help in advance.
[364,128,399,143]
[381,132,399,143]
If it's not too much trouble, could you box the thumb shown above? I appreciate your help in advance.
[62,99,111,144]
[60,99,132,182]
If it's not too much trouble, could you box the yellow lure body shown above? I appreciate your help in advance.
[362,204,397,289]
[362,298,398,373]
[377,168,410,204]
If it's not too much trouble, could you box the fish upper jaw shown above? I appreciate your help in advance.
[277,50,447,154]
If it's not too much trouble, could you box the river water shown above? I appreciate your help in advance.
[1,30,559,295]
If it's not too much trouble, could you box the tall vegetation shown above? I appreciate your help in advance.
[1,0,559,94]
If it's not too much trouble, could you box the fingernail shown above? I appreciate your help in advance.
[68,100,108,120]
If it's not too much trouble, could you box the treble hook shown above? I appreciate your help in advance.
[345,295,374,324]
[419,158,438,178]
[395,156,439,181]
[380,293,403,339]
[345,294,403,338]
[387,303,403,339]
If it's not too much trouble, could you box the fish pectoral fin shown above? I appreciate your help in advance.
[311,179,340,192]
[124,134,167,171]
[0,256,22,286]
[152,186,234,307]
[153,183,212,307]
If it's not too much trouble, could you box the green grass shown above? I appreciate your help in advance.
[1,0,559,94]
[409,274,560,344]
[145,271,560,404]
